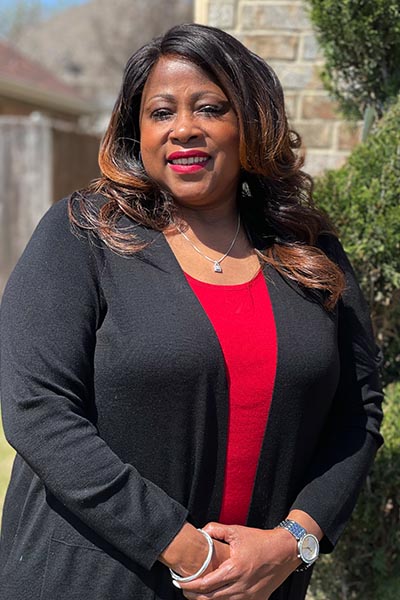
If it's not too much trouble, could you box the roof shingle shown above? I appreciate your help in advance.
[0,39,84,101]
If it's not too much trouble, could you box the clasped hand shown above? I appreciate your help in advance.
[179,523,300,600]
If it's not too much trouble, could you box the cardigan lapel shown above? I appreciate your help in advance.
[134,224,230,523]
[247,265,339,529]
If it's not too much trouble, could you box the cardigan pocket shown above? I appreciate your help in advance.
[39,536,156,600]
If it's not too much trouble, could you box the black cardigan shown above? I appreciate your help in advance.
[0,198,383,600]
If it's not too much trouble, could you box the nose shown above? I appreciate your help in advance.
[170,111,200,144]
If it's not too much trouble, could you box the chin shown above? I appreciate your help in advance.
[167,187,213,206]
[172,195,218,209]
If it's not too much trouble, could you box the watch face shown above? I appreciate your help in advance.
[299,534,319,563]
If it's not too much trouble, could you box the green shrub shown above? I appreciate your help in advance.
[310,383,400,600]
[306,0,400,121]
[311,96,400,599]
[313,97,400,385]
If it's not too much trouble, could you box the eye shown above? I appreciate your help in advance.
[151,108,173,121]
[198,104,225,117]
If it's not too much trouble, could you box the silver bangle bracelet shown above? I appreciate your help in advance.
[169,528,214,584]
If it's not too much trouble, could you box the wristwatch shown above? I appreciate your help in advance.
[277,519,319,571]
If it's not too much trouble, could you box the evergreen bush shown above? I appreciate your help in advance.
[309,382,400,599]
[313,97,400,385]
[306,0,400,123]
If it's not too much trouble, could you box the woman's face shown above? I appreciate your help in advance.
[139,56,241,211]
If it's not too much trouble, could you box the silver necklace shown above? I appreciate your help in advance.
[175,214,241,273]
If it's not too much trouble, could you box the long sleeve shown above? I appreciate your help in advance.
[0,199,188,570]
[290,236,384,552]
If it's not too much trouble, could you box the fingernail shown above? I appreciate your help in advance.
[172,580,181,589]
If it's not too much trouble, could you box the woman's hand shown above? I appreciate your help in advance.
[158,522,230,579]
[178,522,301,599]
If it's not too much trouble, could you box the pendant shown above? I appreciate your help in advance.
[214,261,223,273]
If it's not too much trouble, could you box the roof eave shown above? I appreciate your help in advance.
[0,77,96,115]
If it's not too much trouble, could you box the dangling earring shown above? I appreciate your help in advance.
[242,180,251,197]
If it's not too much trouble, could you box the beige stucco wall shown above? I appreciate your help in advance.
[195,0,361,175]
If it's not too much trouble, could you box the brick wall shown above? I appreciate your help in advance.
[195,0,361,175]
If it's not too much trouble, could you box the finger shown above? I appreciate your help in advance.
[203,522,233,542]
[182,592,204,600]
[180,560,237,594]
[202,522,221,537]
[182,580,238,599]
[182,591,202,600]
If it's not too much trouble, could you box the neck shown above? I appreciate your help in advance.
[172,210,244,261]
[175,198,239,232]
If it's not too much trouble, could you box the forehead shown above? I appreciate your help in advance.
[141,56,226,101]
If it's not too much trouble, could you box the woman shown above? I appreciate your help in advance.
[0,23,383,600]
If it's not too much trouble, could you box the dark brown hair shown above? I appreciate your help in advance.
[69,23,345,308]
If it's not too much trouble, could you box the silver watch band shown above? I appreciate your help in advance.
[277,519,307,541]
[276,519,318,572]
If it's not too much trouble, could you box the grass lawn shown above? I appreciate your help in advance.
[0,411,15,519]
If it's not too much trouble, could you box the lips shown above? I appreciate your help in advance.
[167,150,211,173]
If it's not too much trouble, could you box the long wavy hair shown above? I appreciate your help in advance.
[69,23,345,309]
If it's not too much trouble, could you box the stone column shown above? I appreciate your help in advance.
[195,0,362,175]
[0,114,52,294]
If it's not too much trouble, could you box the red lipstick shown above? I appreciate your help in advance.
[167,150,211,173]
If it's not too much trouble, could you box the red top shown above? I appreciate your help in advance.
[185,270,277,525]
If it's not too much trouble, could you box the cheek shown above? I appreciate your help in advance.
[223,133,241,169]
[141,153,164,182]
[220,124,240,159]
[139,131,165,175]
[139,119,165,152]
[139,128,155,154]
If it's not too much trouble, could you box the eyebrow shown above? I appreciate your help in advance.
[144,91,227,103]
